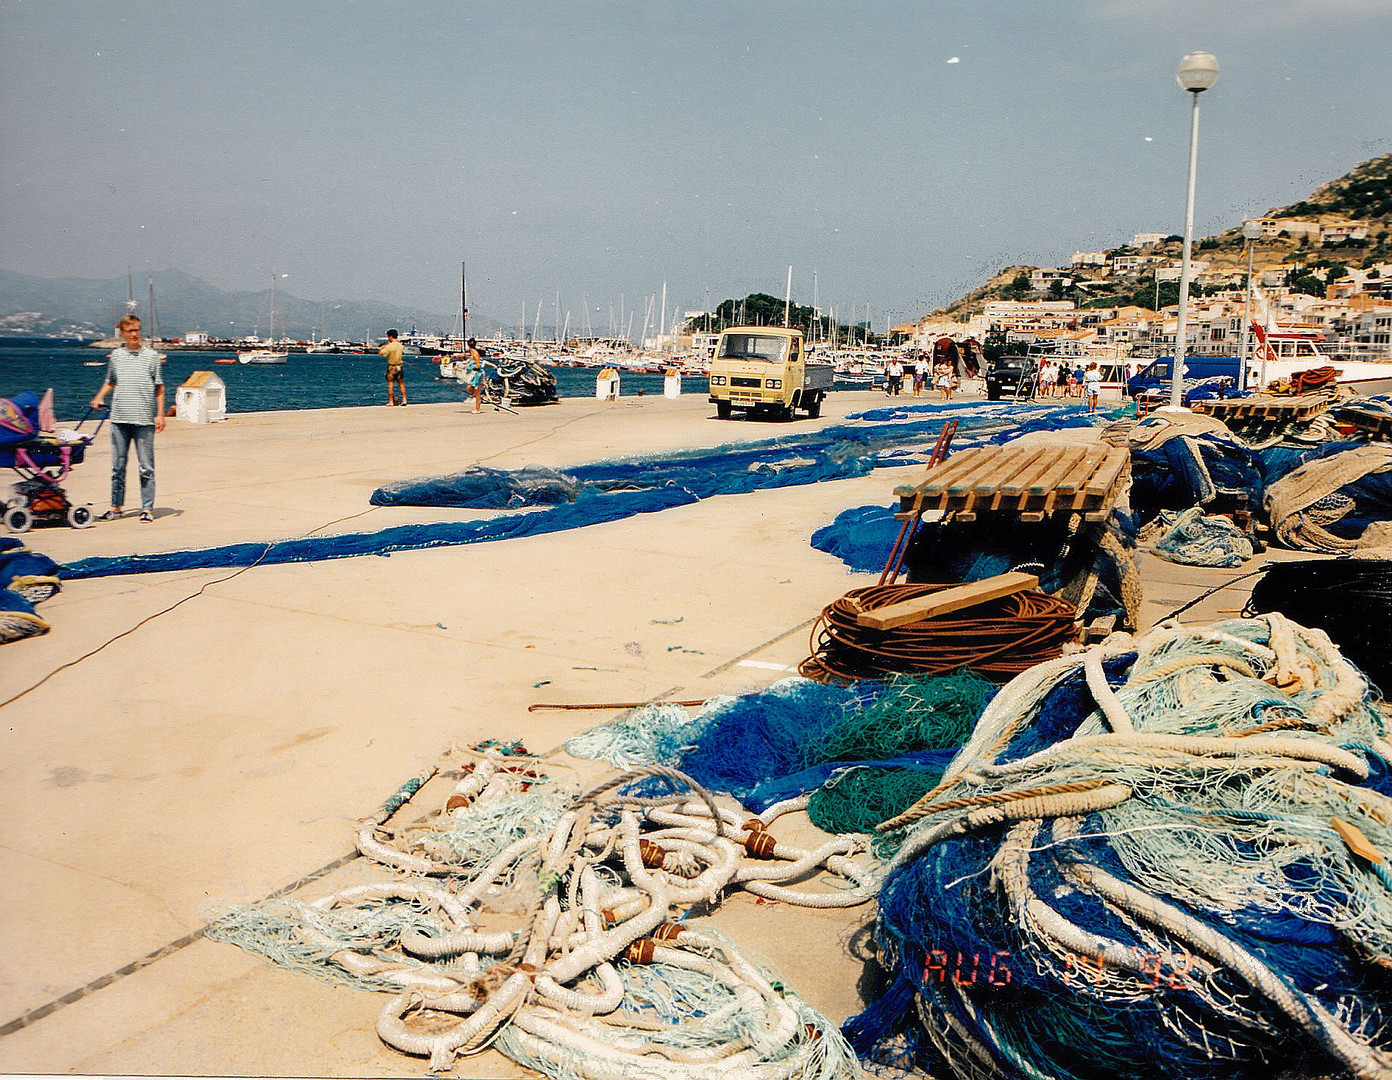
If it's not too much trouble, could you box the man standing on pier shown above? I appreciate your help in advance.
[90,314,164,523]
[381,328,407,406]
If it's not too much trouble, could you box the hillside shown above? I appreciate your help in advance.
[0,268,468,341]
[934,153,1392,318]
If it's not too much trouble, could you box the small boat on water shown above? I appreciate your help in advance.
[238,274,289,363]
[238,348,289,364]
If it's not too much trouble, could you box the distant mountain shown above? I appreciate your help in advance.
[0,268,492,341]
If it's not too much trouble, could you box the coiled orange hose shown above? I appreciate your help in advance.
[799,582,1076,684]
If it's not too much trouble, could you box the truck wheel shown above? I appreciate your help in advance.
[806,393,822,419]
[716,401,732,419]
[987,385,1001,401]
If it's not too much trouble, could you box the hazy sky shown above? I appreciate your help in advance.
[2,0,1390,333]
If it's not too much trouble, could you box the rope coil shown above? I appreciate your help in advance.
[799,582,1076,684]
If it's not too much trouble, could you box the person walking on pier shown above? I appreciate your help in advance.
[463,338,484,413]
[1084,361,1102,414]
[381,328,407,406]
[90,314,164,523]
[884,356,904,396]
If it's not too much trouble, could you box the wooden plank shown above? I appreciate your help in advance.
[974,445,1050,495]
[1025,446,1090,499]
[913,449,991,497]
[893,448,986,499]
[985,446,1056,509]
[1084,447,1131,499]
[1000,445,1065,497]
[1019,511,1045,522]
[1055,446,1109,495]
[855,572,1040,631]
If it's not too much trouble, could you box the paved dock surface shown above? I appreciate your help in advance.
[0,390,1283,1076]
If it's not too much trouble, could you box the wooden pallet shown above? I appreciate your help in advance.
[1194,393,1331,422]
[894,443,1130,522]
[1339,406,1392,441]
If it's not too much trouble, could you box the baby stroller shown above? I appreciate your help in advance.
[1,390,103,533]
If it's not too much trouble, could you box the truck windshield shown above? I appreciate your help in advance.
[718,334,788,363]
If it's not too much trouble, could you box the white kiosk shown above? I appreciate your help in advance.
[595,366,621,401]
[175,370,227,423]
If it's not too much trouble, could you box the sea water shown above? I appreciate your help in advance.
[0,338,709,416]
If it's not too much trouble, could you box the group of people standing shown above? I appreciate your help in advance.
[1036,358,1103,413]
[380,330,487,412]
[919,335,982,401]
[1035,359,1091,400]
[885,350,964,402]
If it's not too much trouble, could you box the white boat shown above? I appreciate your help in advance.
[240,274,289,363]
[238,347,289,364]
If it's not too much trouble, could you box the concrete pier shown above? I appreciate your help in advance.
[0,390,1279,1076]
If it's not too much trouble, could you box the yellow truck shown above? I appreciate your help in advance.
[706,326,833,420]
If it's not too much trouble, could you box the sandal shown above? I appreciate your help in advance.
[98,509,122,521]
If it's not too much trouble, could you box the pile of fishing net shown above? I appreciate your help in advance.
[1123,413,1263,512]
[565,673,996,843]
[846,614,1392,1080]
[372,465,581,509]
[208,750,876,1078]
[811,504,904,574]
[491,357,559,405]
[1264,442,1392,553]
[0,537,61,642]
[1136,505,1261,568]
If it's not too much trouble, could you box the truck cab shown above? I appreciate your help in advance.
[707,326,833,420]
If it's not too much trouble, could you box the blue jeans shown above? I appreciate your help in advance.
[110,422,156,510]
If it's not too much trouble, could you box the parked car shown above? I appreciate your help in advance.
[984,354,1037,400]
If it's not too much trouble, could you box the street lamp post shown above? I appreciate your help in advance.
[1168,51,1219,411]
[1239,220,1262,392]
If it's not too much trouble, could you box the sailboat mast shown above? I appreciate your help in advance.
[147,276,161,342]
[461,261,468,345]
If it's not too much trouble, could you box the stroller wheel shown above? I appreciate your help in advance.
[68,504,94,529]
[4,504,33,533]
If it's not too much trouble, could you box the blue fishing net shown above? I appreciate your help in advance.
[63,402,1098,580]
[1130,431,1261,510]
[845,623,1392,1080]
[811,504,902,573]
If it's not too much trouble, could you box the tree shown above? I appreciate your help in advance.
[1284,268,1325,298]
[1128,275,1179,311]
[1003,272,1031,299]
[1047,279,1066,301]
